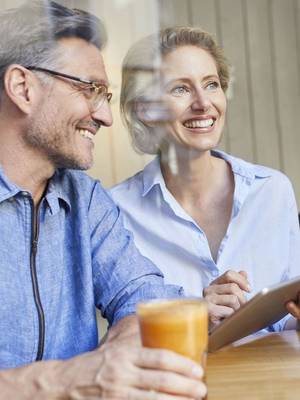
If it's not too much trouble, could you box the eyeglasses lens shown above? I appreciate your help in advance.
[90,86,112,111]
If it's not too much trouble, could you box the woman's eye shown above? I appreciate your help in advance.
[171,86,190,96]
[206,81,219,90]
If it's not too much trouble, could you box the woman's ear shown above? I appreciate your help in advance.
[134,98,172,127]
[3,64,36,114]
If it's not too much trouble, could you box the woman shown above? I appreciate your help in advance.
[110,27,300,330]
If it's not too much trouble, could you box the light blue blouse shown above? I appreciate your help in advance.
[110,150,300,331]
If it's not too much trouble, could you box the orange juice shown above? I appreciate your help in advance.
[137,298,208,365]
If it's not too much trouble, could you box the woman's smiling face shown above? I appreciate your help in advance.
[160,45,227,154]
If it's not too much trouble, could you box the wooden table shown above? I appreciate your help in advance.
[206,331,300,399]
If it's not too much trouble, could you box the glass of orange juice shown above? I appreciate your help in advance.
[137,297,208,371]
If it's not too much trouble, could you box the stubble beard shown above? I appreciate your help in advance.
[25,111,93,171]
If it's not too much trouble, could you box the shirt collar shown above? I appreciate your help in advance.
[44,169,71,213]
[141,150,272,197]
[0,165,71,213]
[142,156,165,197]
[211,150,272,218]
[0,165,21,202]
[211,149,272,180]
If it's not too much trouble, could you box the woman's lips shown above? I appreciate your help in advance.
[183,118,214,129]
[183,117,216,132]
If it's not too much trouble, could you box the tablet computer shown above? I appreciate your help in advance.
[208,275,300,352]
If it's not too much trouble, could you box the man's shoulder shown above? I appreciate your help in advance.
[54,169,108,203]
[59,168,97,185]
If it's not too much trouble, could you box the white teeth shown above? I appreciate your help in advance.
[184,118,214,128]
[77,129,94,141]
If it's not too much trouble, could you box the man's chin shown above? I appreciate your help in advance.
[52,156,93,171]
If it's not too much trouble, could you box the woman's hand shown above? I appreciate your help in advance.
[285,292,300,330]
[203,270,251,330]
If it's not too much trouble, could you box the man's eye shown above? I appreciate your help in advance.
[171,86,190,96]
[206,81,219,90]
[81,86,95,98]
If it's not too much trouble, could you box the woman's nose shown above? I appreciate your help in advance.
[191,88,210,112]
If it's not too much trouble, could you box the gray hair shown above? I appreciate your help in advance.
[120,27,230,155]
[0,0,106,95]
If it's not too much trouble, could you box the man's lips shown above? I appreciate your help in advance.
[77,127,98,135]
[76,129,95,141]
[183,117,215,129]
[76,122,101,142]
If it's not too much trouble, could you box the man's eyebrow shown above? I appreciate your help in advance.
[87,77,110,86]
[78,73,108,85]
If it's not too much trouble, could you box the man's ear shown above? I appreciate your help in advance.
[3,64,36,114]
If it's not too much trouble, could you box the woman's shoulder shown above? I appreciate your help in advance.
[219,151,292,186]
[227,154,296,205]
[215,151,295,204]
[109,157,161,202]
[247,160,292,188]
[109,170,144,199]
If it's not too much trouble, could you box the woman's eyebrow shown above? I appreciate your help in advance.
[164,74,220,86]
[203,74,220,80]
[163,77,190,86]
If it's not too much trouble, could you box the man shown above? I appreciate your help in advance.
[0,1,207,399]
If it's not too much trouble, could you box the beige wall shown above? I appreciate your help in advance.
[91,0,300,207]
[1,0,300,207]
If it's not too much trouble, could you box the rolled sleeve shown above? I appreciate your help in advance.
[106,279,184,325]
[89,182,183,326]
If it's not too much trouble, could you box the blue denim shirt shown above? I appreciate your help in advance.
[0,167,183,369]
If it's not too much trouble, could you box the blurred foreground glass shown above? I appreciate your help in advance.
[137,298,208,369]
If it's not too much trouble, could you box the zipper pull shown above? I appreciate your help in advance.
[32,239,38,253]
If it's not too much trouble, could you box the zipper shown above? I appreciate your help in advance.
[30,200,45,361]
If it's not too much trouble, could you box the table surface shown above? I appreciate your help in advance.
[206,330,300,400]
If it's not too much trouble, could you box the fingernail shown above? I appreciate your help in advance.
[195,386,207,399]
[191,364,203,378]
[246,284,251,292]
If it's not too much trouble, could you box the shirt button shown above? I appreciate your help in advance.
[20,191,30,196]
[212,270,219,278]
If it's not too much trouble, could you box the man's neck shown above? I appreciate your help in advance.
[0,140,55,205]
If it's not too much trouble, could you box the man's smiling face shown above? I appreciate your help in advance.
[25,37,113,170]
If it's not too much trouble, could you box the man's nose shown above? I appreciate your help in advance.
[91,99,113,127]
[191,88,210,112]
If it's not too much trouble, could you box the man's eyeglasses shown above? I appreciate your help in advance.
[26,66,113,112]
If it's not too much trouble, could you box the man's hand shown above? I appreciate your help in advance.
[91,343,206,399]
[89,315,207,399]
[0,315,206,399]
[203,270,251,329]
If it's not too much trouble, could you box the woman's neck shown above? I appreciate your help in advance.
[160,148,231,208]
